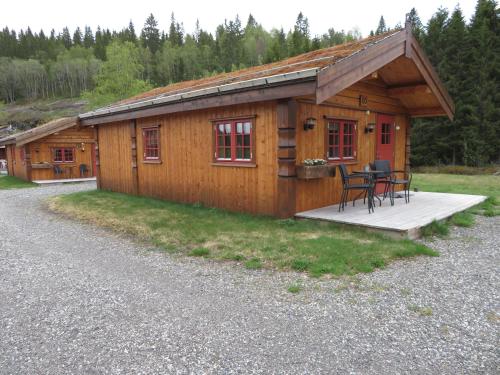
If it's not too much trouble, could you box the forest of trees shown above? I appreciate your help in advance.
[0,12,361,104]
[0,0,498,166]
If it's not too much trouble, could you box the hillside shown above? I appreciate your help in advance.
[0,98,87,137]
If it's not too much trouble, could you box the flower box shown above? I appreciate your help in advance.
[296,164,336,180]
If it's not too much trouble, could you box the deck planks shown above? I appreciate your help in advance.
[295,191,487,238]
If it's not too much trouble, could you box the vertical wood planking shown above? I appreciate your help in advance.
[97,101,278,215]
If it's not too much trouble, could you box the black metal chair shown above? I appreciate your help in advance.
[338,164,374,213]
[79,164,89,177]
[53,165,64,178]
[372,160,392,200]
[388,170,413,205]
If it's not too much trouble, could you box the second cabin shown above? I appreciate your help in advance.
[0,117,97,182]
[78,24,454,218]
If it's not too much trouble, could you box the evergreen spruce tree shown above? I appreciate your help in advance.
[462,0,500,165]
[61,27,72,49]
[94,26,106,60]
[141,13,161,54]
[83,26,94,48]
[73,27,83,46]
[375,16,387,35]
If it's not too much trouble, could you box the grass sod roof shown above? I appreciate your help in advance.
[82,30,402,116]
[0,117,78,146]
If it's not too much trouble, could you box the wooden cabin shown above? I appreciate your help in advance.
[78,23,454,218]
[0,117,96,182]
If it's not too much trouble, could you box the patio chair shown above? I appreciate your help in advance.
[338,164,374,213]
[371,160,392,200]
[79,164,89,178]
[53,165,64,178]
[388,170,413,205]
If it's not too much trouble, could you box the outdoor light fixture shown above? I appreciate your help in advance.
[303,117,317,131]
[365,123,375,134]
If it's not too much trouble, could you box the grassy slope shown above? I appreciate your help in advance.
[0,175,36,189]
[48,190,435,277]
[0,98,87,128]
[412,173,500,200]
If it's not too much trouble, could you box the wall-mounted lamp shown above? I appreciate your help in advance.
[365,110,371,116]
[303,117,317,131]
[365,123,375,134]
[395,125,401,131]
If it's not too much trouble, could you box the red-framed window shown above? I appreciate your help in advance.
[142,127,160,161]
[52,147,75,163]
[214,119,254,162]
[326,119,357,161]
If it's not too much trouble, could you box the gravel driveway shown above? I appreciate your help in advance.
[0,183,498,374]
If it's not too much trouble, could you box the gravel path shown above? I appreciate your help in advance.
[0,183,498,374]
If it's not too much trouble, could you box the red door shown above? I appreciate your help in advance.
[375,114,395,193]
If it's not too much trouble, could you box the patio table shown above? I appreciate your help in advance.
[353,170,385,207]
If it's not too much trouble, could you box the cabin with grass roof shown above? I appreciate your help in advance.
[0,117,96,182]
[77,21,454,218]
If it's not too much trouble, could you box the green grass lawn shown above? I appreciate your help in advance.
[413,173,499,217]
[48,190,436,277]
[0,175,37,189]
[48,172,498,276]
[413,173,499,199]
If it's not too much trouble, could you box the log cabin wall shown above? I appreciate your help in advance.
[97,101,278,215]
[295,81,409,212]
[98,121,135,194]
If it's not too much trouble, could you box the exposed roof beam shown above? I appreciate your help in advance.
[387,84,431,96]
[405,34,455,120]
[408,107,447,117]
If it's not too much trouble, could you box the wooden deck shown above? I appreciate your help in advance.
[295,192,487,239]
[33,177,96,185]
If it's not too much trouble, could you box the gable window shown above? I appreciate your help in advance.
[53,147,74,163]
[142,127,160,161]
[214,119,254,163]
[326,119,357,161]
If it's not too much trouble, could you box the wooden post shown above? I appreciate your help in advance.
[405,116,411,177]
[93,127,102,189]
[25,145,32,181]
[276,99,297,218]
[130,120,139,195]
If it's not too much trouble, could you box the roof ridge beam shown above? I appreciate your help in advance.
[316,31,406,103]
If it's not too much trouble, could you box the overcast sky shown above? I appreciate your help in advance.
[2,0,477,38]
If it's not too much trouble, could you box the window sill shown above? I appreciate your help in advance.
[212,162,256,168]
[143,160,162,164]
